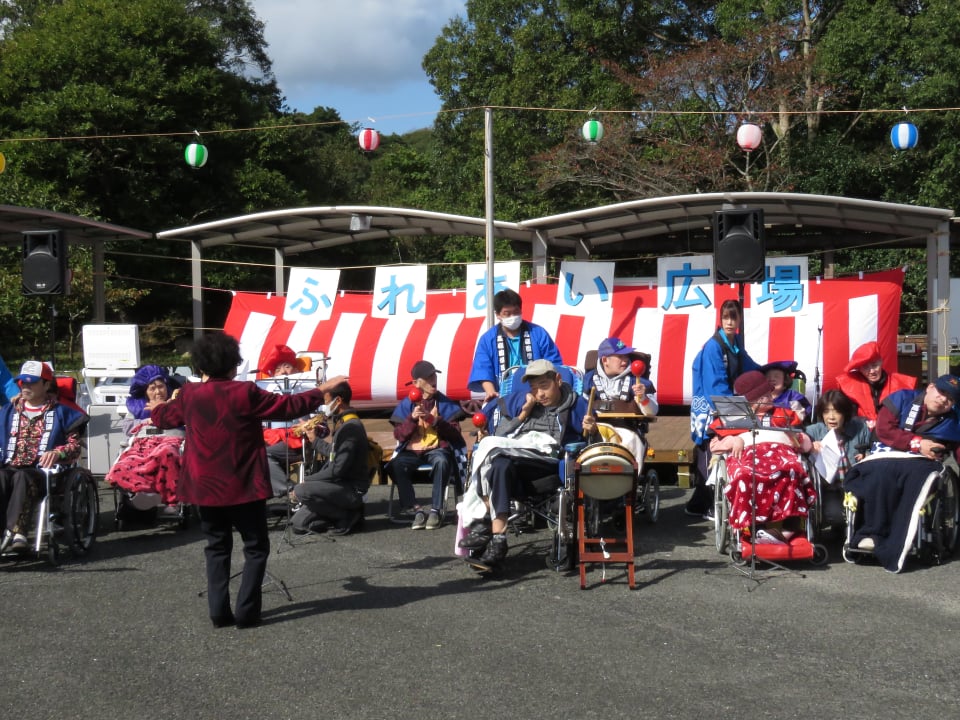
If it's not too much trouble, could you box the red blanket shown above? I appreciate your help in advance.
[722,442,817,530]
[106,435,183,504]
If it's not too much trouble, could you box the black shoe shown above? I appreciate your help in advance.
[235,616,262,629]
[329,508,363,536]
[211,613,236,628]
[466,534,508,572]
[293,519,328,535]
[458,520,492,550]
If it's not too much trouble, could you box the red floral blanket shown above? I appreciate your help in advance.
[105,435,183,504]
[722,442,817,530]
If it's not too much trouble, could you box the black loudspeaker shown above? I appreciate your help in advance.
[712,208,765,282]
[22,229,68,295]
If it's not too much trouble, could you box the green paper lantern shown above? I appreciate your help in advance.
[582,119,603,143]
[185,142,208,168]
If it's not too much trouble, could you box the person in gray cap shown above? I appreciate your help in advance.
[460,359,596,571]
[386,360,466,530]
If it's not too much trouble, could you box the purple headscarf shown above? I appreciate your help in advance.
[126,364,178,420]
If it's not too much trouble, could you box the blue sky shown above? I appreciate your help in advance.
[251,0,468,135]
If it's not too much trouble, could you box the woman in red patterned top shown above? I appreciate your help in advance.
[151,332,346,629]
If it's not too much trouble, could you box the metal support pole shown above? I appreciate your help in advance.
[484,106,495,329]
[191,240,203,339]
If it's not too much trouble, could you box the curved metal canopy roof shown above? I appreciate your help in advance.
[156,193,954,257]
[0,205,152,244]
[157,206,529,253]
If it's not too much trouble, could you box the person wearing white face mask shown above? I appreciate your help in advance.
[468,288,563,402]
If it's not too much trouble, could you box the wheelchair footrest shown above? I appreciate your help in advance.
[741,536,815,561]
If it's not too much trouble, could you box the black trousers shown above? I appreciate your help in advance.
[685,440,713,513]
[198,500,269,624]
[0,465,44,535]
[487,454,560,517]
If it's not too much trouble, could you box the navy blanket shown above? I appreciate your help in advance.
[844,454,939,573]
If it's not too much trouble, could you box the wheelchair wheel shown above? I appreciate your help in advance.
[713,464,729,554]
[920,469,959,565]
[937,468,959,556]
[811,543,829,566]
[637,469,660,523]
[547,488,575,572]
[62,469,99,555]
[46,537,60,566]
[546,530,575,572]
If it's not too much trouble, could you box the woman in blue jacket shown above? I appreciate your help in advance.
[686,299,759,518]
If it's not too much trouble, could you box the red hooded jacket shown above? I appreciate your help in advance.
[835,341,916,423]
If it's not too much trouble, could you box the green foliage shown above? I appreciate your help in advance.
[0,244,149,364]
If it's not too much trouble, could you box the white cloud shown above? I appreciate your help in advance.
[252,0,465,97]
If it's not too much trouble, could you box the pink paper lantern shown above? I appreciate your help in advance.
[358,128,380,152]
[736,123,762,152]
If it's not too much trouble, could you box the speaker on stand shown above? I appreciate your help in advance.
[22,229,68,296]
[22,229,68,367]
[712,208,765,283]
[713,208,765,346]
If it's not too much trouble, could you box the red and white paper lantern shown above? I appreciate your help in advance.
[358,128,380,152]
[736,123,763,152]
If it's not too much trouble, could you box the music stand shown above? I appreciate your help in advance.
[710,395,804,584]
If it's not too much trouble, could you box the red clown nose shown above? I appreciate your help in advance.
[630,359,647,377]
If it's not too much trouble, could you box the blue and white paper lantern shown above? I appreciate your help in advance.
[890,122,918,151]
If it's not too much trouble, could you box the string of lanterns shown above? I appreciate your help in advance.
[81,116,940,170]
[0,111,925,172]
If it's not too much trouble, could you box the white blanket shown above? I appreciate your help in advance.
[458,431,560,523]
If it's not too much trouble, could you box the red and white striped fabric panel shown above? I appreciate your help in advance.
[222,269,904,405]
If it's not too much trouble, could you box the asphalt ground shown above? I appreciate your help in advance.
[2,478,959,720]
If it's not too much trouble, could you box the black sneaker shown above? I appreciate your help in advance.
[329,507,364,536]
[466,533,508,572]
[458,520,492,550]
[480,533,507,567]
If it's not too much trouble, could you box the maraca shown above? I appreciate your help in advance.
[472,412,487,428]
[408,386,423,402]
[630,359,647,377]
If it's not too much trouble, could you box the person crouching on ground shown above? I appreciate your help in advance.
[291,381,370,536]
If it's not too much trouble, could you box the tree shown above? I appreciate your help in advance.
[0,244,148,362]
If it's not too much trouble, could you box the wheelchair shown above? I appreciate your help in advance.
[710,432,828,566]
[581,350,660,524]
[841,452,959,570]
[1,464,100,566]
[106,426,190,531]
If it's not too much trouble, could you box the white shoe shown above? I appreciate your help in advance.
[857,537,875,551]
[755,529,787,545]
[10,533,27,551]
